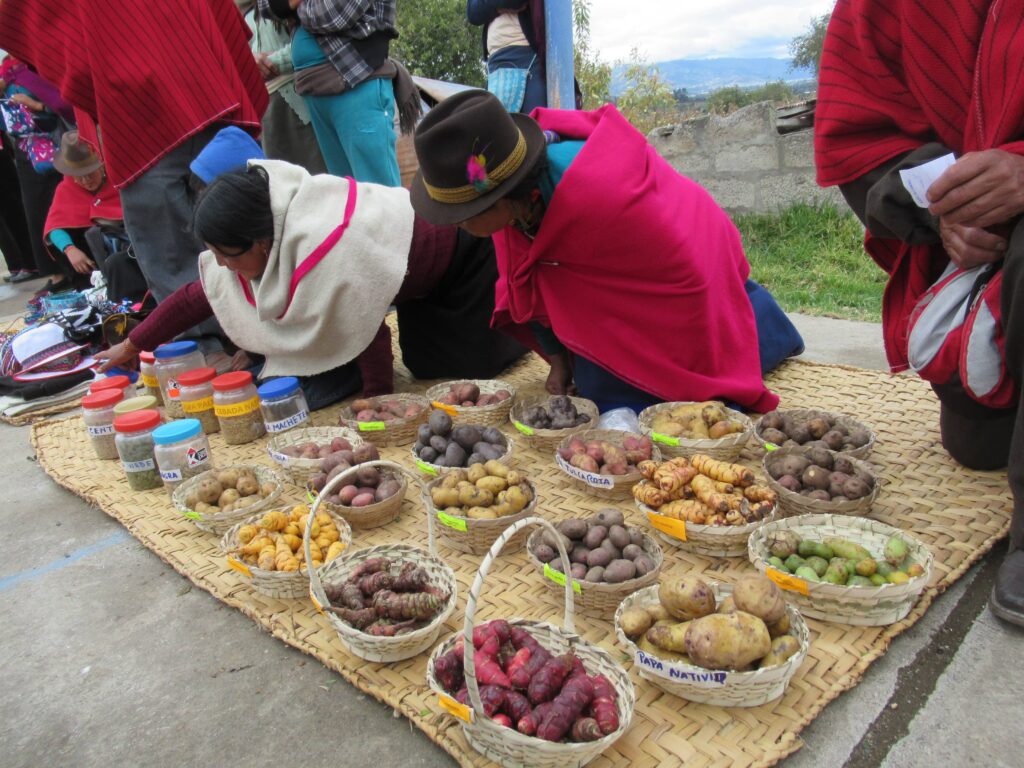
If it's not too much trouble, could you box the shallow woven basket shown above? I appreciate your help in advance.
[266,425,365,486]
[525,526,664,616]
[748,514,933,626]
[637,402,754,461]
[613,583,810,707]
[508,396,600,453]
[763,445,880,518]
[305,462,408,530]
[220,505,353,599]
[173,464,285,536]
[554,429,660,501]
[337,393,431,447]
[425,379,517,428]
[426,516,635,768]
[422,475,537,555]
[753,408,876,459]
[412,431,514,478]
[635,499,777,558]
[305,460,458,662]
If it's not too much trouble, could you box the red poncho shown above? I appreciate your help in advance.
[492,104,778,412]
[814,0,1024,371]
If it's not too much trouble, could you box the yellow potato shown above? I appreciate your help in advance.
[466,463,488,484]
[483,459,508,478]
[458,485,494,507]
[466,506,498,519]
[475,475,507,495]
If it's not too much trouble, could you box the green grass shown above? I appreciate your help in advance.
[734,203,886,322]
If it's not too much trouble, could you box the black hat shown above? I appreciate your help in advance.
[53,130,102,176]
[410,89,546,226]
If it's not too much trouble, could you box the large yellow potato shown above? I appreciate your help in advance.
[659,575,716,620]
[684,611,772,670]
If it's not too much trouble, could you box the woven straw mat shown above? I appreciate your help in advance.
[31,332,1011,768]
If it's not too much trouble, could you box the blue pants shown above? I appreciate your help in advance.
[302,78,400,185]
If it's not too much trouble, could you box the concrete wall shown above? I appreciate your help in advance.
[649,101,844,215]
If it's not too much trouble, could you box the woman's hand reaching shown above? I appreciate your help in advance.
[94,339,138,374]
[545,350,576,396]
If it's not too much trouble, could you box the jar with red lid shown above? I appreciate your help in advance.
[213,371,265,445]
[178,367,219,434]
[89,374,133,396]
[81,388,125,460]
[114,409,163,490]
[154,341,206,419]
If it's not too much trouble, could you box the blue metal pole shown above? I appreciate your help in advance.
[544,0,575,109]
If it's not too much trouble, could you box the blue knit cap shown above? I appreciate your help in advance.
[189,126,265,183]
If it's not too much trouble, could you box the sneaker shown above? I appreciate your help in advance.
[10,269,40,284]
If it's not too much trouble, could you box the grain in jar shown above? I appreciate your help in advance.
[154,341,205,419]
[153,418,212,493]
[138,351,164,403]
[177,367,220,434]
[258,376,310,434]
[114,409,163,491]
[213,371,265,445]
[81,389,125,460]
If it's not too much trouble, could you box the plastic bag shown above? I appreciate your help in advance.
[597,407,639,432]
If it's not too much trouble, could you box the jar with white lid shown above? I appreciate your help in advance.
[81,388,125,460]
[153,418,212,493]
[213,371,265,445]
[154,341,206,419]
[258,376,310,434]
[178,366,220,434]
[114,409,163,491]
[139,351,164,403]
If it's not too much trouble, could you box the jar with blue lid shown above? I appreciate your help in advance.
[258,376,310,434]
[153,418,212,493]
[153,341,206,420]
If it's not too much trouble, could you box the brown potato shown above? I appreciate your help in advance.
[732,574,786,623]
[684,611,772,670]
[659,575,716,620]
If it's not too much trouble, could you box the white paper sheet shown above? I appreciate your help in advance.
[899,153,956,208]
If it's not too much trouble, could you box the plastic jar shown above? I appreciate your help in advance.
[81,389,125,460]
[258,376,310,434]
[114,395,159,416]
[154,341,206,420]
[138,351,164,403]
[178,367,220,434]
[89,374,132,396]
[213,371,265,445]
[114,409,163,491]
[153,418,212,493]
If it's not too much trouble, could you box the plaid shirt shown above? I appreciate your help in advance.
[259,0,396,87]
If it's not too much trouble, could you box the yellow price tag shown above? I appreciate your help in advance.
[646,511,687,541]
[309,588,326,615]
[651,431,681,447]
[438,694,473,723]
[431,401,459,417]
[357,421,386,431]
[226,556,253,578]
[766,566,809,596]
[140,373,159,388]
[214,396,260,418]
[543,563,582,594]
[437,511,468,532]
[512,420,534,436]
[416,459,439,476]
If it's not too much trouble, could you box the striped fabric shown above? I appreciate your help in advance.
[0,0,268,188]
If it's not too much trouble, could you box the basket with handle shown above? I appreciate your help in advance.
[554,429,660,501]
[753,408,876,459]
[220,504,353,598]
[748,514,933,626]
[422,472,538,555]
[305,464,408,530]
[509,396,600,453]
[613,582,809,706]
[265,425,365,486]
[172,464,285,536]
[337,393,431,447]
[426,516,635,768]
[637,401,753,461]
[425,379,517,428]
[762,445,880,518]
[304,460,458,662]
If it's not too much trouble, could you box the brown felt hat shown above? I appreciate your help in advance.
[410,89,546,226]
[53,130,102,176]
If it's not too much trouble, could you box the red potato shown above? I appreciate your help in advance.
[494,390,512,401]
[331,437,352,452]
[570,453,600,473]
[337,485,360,504]
[568,438,587,455]
[355,409,378,421]
[404,404,424,418]
[351,492,376,507]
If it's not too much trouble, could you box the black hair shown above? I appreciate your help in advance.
[192,165,274,251]
[504,152,549,206]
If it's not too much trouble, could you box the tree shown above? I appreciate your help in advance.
[747,80,795,104]
[615,48,678,133]
[573,0,612,108]
[789,12,831,76]
[394,0,486,87]
[705,86,749,115]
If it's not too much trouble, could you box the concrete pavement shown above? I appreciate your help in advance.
[0,281,1019,768]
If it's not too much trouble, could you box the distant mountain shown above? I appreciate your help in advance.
[611,57,816,97]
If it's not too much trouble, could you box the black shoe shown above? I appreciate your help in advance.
[10,269,40,284]
[989,548,1024,627]
[36,278,72,295]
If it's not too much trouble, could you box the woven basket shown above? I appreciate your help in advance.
[425,379,517,428]
[554,429,660,501]
[305,462,408,530]
[337,393,431,447]
[637,402,754,461]
[412,431,514,478]
[422,475,538,555]
[173,464,285,536]
[305,460,458,662]
[508,396,601,453]
[613,583,810,707]
[753,409,876,459]
[748,514,933,626]
[220,505,353,598]
[763,445,880,518]
[426,516,635,768]
[525,526,664,616]
[266,426,365,486]
[635,499,777,558]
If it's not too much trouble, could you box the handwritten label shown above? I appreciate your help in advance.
[265,409,309,433]
[140,373,159,388]
[270,450,291,465]
[431,401,458,417]
[438,694,474,723]
[309,588,326,615]
[357,421,386,432]
[766,566,809,596]
[160,468,183,482]
[899,152,956,208]
[512,420,534,436]
[182,396,214,414]
[123,458,155,472]
[646,511,688,541]
[543,563,582,594]
[215,396,259,418]
[635,650,728,685]
[416,459,439,476]
[86,424,115,437]
[556,455,614,488]
[227,556,253,578]
[437,511,468,532]
[651,431,681,447]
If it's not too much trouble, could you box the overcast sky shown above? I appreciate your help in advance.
[585,0,836,63]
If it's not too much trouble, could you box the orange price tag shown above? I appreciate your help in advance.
[646,511,687,541]
[431,401,459,417]
[438,694,474,723]
[226,556,253,578]
[309,588,326,615]
[766,567,809,596]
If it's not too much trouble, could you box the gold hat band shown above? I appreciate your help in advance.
[423,130,528,205]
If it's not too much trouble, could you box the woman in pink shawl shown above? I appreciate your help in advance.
[410,90,790,413]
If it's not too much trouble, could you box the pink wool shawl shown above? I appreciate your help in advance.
[491,104,778,412]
